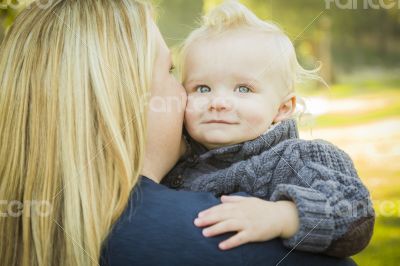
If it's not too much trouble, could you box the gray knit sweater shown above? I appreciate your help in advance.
[162,119,375,257]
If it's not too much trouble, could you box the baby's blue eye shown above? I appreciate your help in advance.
[235,86,251,93]
[196,85,211,93]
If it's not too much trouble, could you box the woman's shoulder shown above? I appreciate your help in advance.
[100,176,243,266]
[110,176,224,231]
[135,176,222,211]
[100,176,357,266]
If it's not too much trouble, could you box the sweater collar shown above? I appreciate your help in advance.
[184,119,299,163]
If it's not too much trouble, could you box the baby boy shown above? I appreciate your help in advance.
[162,0,374,257]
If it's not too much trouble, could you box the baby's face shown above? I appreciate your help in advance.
[183,29,287,150]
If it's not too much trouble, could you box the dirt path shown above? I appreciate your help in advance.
[299,118,400,192]
[299,118,400,170]
[302,96,394,116]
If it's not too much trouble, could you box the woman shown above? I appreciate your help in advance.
[0,0,356,265]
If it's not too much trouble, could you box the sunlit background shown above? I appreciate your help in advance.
[1,0,400,265]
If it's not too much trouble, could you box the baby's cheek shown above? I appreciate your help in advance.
[243,107,272,130]
[184,109,194,125]
[185,95,207,119]
[184,101,199,130]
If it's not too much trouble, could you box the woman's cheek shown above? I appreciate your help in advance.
[168,77,187,113]
[178,91,188,119]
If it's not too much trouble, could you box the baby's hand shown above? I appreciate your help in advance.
[194,195,299,250]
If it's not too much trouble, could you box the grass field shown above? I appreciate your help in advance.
[298,77,400,266]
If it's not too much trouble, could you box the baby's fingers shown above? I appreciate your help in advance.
[194,214,222,227]
[220,195,247,203]
[196,205,234,227]
[201,219,240,237]
[219,231,249,250]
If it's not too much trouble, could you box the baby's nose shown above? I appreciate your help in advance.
[209,96,234,112]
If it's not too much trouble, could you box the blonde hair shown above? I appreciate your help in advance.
[0,0,155,265]
[180,0,324,116]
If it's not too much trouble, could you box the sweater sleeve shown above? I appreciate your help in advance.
[269,140,375,257]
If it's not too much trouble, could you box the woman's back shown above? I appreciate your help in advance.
[101,177,356,266]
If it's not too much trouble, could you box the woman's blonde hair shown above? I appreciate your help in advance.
[0,0,155,265]
[180,0,324,117]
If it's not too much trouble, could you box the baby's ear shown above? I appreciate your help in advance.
[273,94,297,123]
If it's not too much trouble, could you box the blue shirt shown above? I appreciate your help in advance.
[100,176,356,266]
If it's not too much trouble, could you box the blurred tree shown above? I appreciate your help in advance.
[202,0,400,78]
[0,0,23,42]
[203,0,335,82]
[0,7,18,41]
[1,0,399,77]
[156,0,203,47]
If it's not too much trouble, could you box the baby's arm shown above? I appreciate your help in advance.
[188,139,374,256]
[265,140,375,257]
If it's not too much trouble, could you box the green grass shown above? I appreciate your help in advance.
[299,77,400,99]
[353,166,400,266]
[302,76,400,265]
[326,80,400,99]
[301,77,400,128]
[315,101,400,128]
[340,141,400,266]
[353,216,400,266]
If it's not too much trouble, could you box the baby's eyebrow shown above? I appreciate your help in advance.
[243,79,260,87]
[184,78,204,87]
[232,77,260,88]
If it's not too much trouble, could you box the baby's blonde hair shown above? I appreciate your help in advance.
[180,0,323,114]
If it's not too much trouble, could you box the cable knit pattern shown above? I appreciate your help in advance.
[162,119,375,257]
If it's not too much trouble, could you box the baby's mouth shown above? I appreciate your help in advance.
[203,120,238,125]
